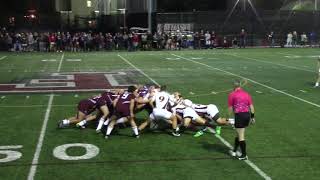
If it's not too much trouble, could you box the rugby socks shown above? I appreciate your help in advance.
[201,127,208,132]
[63,119,70,125]
[228,118,235,125]
[78,120,87,126]
[233,137,240,152]
[204,121,216,129]
[106,126,114,136]
[239,140,246,156]
[116,117,126,124]
[132,126,139,136]
[103,118,110,125]
[96,118,105,131]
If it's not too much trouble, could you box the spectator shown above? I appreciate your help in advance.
[239,29,247,48]
[310,31,317,48]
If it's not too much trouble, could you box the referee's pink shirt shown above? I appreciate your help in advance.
[228,87,253,113]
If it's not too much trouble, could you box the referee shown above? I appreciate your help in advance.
[228,80,255,160]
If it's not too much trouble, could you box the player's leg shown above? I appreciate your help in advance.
[126,116,139,138]
[314,72,320,87]
[75,114,97,128]
[170,114,180,136]
[105,115,118,139]
[94,106,110,132]
[58,111,87,128]
[236,128,247,160]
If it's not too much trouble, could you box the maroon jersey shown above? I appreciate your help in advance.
[77,96,106,115]
[115,92,136,117]
[101,91,118,108]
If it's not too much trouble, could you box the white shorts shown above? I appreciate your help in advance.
[207,104,219,119]
[183,107,200,121]
[150,108,172,121]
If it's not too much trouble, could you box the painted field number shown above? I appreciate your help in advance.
[0,145,23,163]
[53,143,99,161]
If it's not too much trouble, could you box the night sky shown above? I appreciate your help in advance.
[0,0,291,15]
[0,0,55,14]
[157,0,227,12]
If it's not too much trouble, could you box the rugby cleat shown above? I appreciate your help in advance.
[76,123,86,129]
[193,130,204,137]
[104,135,110,139]
[95,129,101,134]
[57,121,67,128]
[215,126,222,135]
[172,131,181,137]
[237,155,248,160]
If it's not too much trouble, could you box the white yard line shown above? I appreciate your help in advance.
[27,94,54,180]
[0,56,7,60]
[27,53,64,180]
[207,128,272,180]
[277,52,297,57]
[122,54,272,180]
[118,54,160,85]
[226,53,314,73]
[57,53,65,72]
[172,54,320,108]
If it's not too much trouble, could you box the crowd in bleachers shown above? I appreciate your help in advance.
[0,26,318,52]
[0,27,240,52]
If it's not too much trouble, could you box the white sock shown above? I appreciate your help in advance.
[316,82,319,87]
[103,118,110,125]
[228,118,235,125]
[132,126,139,136]
[116,117,126,124]
[106,126,113,136]
[63,119,70,125]
[78,120,87,126]
[202,127,208,132]
[96,119,105,130]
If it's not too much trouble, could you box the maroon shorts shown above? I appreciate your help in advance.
[77,100,95,116]
[115,106,130,118]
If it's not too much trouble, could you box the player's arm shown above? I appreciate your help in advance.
[149,98,155,109]
[249,95,255,124]
[135,96,149,104]
[227,94,233,118]
[129,99,135,118]
[228,106,233,119]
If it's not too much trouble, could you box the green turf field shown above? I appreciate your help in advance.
[0,48,320,180]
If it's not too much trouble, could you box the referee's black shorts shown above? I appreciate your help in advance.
[234,112,250,128]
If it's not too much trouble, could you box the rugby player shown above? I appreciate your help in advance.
[104,86,140,139]
[178,99,219,135]
[95,90,120,133]
[138,85,181,136]
[191,102,232,137]
[58,95,109,129]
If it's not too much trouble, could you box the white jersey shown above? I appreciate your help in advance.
[171,103,186,115]
[154,91,172,109]
[192,104,219,120]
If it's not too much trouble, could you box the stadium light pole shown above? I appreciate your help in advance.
[118,8,126,31]
[148,0,153,33]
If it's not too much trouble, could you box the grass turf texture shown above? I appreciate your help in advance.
[0,48,320,180]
